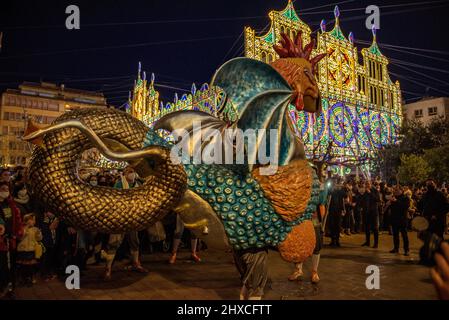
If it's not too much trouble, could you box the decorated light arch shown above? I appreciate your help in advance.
[245,1,402,176]
[127,1,402,177]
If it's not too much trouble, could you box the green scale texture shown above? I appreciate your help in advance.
[143,130,321,250]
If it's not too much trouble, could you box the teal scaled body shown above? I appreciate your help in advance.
[144,58,323,250]
[143,130,320,250]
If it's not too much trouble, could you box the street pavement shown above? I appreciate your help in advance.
[14,232,437,300]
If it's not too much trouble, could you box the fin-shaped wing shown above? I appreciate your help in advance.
[210,57,292,117]
[211,58,303,169]
[154,58,305,171]
[154,110,229,160]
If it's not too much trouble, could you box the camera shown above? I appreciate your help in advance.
[413,216,448,266]
[419,231,448,266]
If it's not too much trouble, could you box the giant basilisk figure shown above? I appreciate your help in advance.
[23,32,326,299]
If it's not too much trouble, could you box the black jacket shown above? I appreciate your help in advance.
[421,189,449,221]
[390,195,410,227]
[361,188,381,217]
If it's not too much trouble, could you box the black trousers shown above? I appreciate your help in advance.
[0,250,16,291]
[364,214,379,245]
[233,248,268,298]
[392,225,409,252]
[0,251,8,290]
[353,209,361,233]
[328,212,342,243]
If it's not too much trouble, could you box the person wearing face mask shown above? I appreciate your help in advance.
[88,176,98,187]
[13,186,32,215]
[389,186,411,256]
[103,166,148,280]
[0,182,23,299]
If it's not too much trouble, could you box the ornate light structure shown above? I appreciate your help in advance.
[128,1,402,176]
[128,62,238,126]
[245,1,402,175]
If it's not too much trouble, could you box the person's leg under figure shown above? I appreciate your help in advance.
[126,231,148,273]
[311,225,322,283]
[328,214,336,246]
[288,262,303,281]
[169,214,184,264]
[401,226,410,256]
[329,213,340,246]
[391,225,400,253]
[103,234,124,280]
[190,238,201,262]
[233,248,268,300]
[334,214,341,246]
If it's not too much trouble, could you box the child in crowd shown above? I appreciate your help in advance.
[17,213,43,287]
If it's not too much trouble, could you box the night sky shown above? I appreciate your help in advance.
[1,0,449,107]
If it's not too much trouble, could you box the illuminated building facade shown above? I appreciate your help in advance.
[129,62,238,126]
[129,1,402,176]
[245,1,402,174]
[0,82,107,167]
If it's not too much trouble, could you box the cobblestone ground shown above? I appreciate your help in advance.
[13,232,437,300]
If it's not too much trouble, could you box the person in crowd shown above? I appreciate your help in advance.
[98,175,108,187]
[327,180,347,247]
[342,182,354,236]
[12,167,27,188]
[420,180,449,239]
[13,186,33,215]
[16,213,42,287]
[168,213,201,264]
[289,179,328,284]
[431,242,449,300]
[0,169,13,191]
[39,210,58,281]
[389,186,410,256]
[88,175,98,187]
[54,218,77,278]
[361,180,381,248]
[103,166,148,280]
[382,187,393,235]
[78,169,90,182]
[0,181,23,299]
[353,183,365,234]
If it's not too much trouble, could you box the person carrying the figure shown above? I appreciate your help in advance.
[168,213,201,264]
[289,178,329,284]
[103,166,148,280]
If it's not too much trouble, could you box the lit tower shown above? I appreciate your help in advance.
[130,62,160,122]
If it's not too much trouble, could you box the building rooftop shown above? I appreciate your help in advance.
[20,81,105,98]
